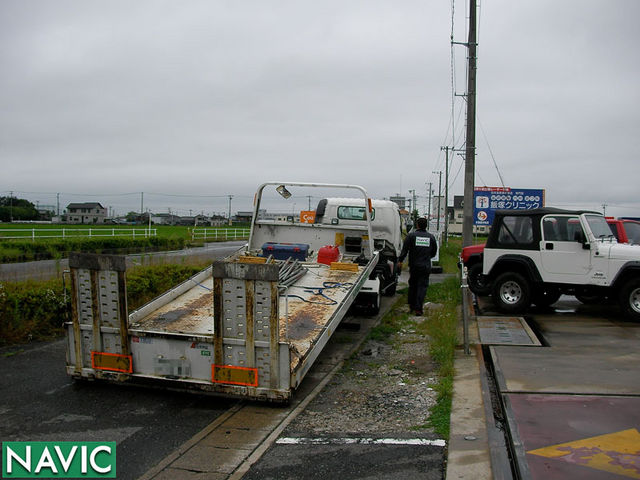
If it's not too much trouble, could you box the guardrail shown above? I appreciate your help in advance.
[191,228,250,241]
[0,228,157,240]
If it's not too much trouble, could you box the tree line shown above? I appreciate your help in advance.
[0,196,42,222]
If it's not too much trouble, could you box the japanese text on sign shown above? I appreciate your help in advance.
[473,187,545,225]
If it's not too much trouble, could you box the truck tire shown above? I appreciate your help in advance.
[383,277,397,297]
[368,290,381,315]
[619,278,640,321]
[467,263,491,296]
[492,272,531,314]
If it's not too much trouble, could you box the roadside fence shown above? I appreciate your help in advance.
[191,228,250,241]
[0,228,157,241]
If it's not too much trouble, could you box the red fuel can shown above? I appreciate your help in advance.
[317,245,340,265]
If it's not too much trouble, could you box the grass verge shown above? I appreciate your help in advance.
[417,276,460,438]
[0,262,209,346]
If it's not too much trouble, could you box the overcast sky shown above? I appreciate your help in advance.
[1,1,638,218]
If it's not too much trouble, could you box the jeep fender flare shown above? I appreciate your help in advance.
[463,252,483,267]
[487,254,543,284]
[611,261,640,290]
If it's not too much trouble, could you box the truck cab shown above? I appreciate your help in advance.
[314,197,403,297]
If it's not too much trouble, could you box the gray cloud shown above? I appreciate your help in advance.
[1,0,638,217]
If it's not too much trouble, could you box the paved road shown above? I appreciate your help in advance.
[0,340,238,480]
[0,241,245,281]
[477,296,640,479]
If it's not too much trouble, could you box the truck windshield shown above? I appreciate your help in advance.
[337,206,375,221]
[585,215,616,240]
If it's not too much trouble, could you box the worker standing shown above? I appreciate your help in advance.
[397,217,438,315]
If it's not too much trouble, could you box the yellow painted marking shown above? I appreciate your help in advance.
[528,428,640,479]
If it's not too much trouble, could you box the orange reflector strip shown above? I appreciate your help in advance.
[330,262,359,272]
[91,351,133,373]
[212,364,258,387]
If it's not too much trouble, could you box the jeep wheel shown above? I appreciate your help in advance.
[619,278,640,321]
[533,287,561,307]
[467,263,491,296]
[493,272,531,313]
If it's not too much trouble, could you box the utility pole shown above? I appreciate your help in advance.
[307,195,312,211]
[9,190,13,222]
[56,193,60,217]
[432,172,442,230]
[227,195,233,226]
[441,146,451,244]
[140,192,144,215]
[462,0,478,247]
[602,203,607,216]
[427,182,433,227]
[408,189,416,220]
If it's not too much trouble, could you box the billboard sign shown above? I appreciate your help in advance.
[474,187,545,226]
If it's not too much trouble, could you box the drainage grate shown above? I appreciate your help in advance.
[477,316,541,346]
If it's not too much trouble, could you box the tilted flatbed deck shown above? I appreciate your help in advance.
[65,182,381,402]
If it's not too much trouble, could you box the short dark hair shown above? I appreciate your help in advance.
[416,217,428,230]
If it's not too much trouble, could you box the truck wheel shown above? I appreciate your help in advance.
[532,287,561,307]
[619,278,640,321]
[368,291,381,315]
[383,277,397,297]
[467,263,491,296]
[492,272,531,313]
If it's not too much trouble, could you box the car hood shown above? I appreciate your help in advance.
[600,241,640,260]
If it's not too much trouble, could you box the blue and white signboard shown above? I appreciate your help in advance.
[474,187,545,226]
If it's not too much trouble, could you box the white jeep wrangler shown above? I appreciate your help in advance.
[479,207,640,320]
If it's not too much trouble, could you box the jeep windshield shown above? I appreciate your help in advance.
[585,214,617,241]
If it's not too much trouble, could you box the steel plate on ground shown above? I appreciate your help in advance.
[477,316,540,346]
[504,393,640,479]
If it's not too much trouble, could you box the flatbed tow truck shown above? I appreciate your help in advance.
[65,182,399,402]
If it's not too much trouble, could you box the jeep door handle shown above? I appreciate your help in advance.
[545,242,554,250]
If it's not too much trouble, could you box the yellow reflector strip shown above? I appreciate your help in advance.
[91,351,133,373]
[330,262,359,272]
[238,256,267,264]
[212,364,258,387]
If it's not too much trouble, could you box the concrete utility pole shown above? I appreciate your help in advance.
[57,193,60,216]
[227,195,233,226]
[441,146,451,244]
[432,171,442,230]
[408,189,416,218]
[140,192,144,215]
[462,0,478,247]
[427,182,433,226]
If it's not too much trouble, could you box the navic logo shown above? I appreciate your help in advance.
[2,442,116,478]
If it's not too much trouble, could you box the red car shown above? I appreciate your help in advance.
[606,217,640,245]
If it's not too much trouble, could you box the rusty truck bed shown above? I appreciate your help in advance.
[128,263,364,372]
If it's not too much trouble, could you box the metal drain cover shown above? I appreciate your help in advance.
[477,316,541,346]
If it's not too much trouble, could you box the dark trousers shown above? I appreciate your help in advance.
[408,265,430,313]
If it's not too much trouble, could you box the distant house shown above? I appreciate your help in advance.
[151,213,181,225]
[66,202,108,224]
